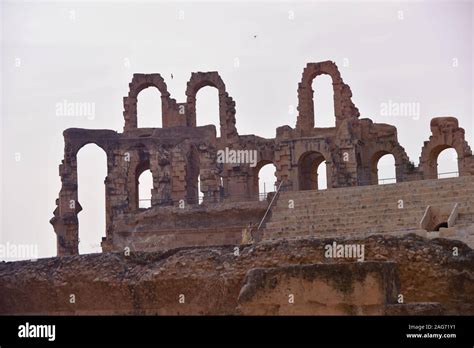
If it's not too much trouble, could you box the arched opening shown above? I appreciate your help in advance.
[298,151,328,191]
[77,143,107,255]
[372,153,396,185]
[436,147,459,178]
[137,169,153,208]
[137,87,162,128]
[254,161,277,200]
[312,74,335,128]
[195,86,220,137]
[433,222,448,231]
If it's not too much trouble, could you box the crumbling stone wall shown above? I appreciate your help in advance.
[0,234,472,315]
[50,61,474,256]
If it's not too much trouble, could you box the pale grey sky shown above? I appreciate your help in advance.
[1,0,473,260]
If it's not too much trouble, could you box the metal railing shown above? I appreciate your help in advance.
[438,171,459,179]
[257,179,285,231]
[138,173,461,208]
[378,177,396,185]
[137,192,275,209]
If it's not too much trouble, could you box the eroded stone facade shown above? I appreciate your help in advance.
[50,61,474,256]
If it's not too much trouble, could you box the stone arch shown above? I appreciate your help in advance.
[436,147,459,178]
[253,160,276,198]
[76,143,108,254]
[123,73,171,131]
[123,143,153,210]
[370,151,395,185]
[135,158,152,209]
[296,61,359,132]
[368,144,410,184]
[297,151,329,191]
[51,129,119,256]
[419,117,472,179]
[185,72,238,141]
[74,141,109,160]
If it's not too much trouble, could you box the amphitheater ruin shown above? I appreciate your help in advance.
[49,60,474,254]
[1,61,473,315]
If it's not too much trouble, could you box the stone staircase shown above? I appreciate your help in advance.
[262,176,474,246]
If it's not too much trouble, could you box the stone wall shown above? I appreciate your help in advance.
[1,234,472,315]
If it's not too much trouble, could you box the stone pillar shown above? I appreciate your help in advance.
[50,151,81,256]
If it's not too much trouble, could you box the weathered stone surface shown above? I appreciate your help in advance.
[0,234,472,315]
[236,262,400,315]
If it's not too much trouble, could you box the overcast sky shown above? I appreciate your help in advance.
[1,0,473,260]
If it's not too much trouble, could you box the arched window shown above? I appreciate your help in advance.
[436,148,458,178]
[376,154,396,185]
[254,162,277,200]
[137,169,153,208]
[312,74,335,128]
[137,87,162,128]
[195,86,220,137]
[77,143,107,255]
[298,151,328,190]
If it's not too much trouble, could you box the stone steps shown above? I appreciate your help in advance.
[262,176,474,241]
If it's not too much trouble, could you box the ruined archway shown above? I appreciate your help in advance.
[371,152,396,185]
[437,147,459,178]
[136,168,153,209]
[424,145,459,179]
[185,72,238,141]
[298,151,328,191]
[136,86,163,128]
[195,86,220,137]
[312,74,336,128]
[136,160,153,209]
[419,117,472,179]
[77,143,107,254]
[296,61,359,132]
[253,160,277,200]
[123,73,171,131]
